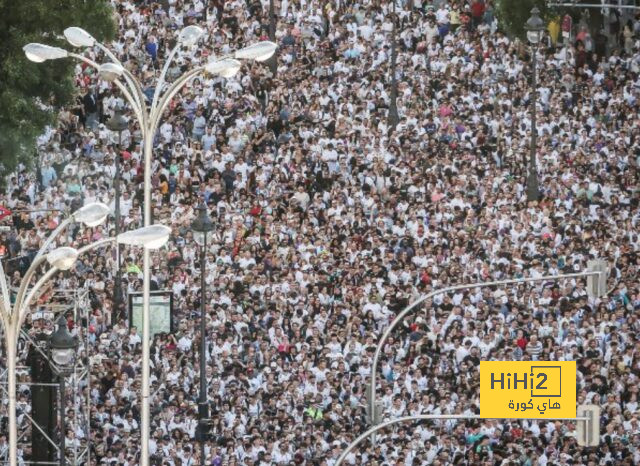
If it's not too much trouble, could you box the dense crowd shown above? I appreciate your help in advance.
[1,0,640,464]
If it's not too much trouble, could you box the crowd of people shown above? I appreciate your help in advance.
[1,0,640,464]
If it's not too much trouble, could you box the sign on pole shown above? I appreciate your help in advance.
[128,291,174,337]
[576,404,600,446]
[480,361,576,418]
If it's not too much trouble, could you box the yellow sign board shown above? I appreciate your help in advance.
[480,361,576,418]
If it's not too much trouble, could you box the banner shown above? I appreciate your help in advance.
[0,206,12,221]
[480,361,576,418]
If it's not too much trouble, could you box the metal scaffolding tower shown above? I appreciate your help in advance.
[0,288,91,465]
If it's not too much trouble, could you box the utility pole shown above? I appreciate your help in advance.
[191,204,214,465]
[106,106,128,323]
[525,7,544,202]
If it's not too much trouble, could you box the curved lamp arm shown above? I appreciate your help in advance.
[148,52,236,132]
[120,67,149,112]
[150,42,183,116]
[15,215,79,317]
[12,255,49,321]
[94,42,122,67]
[94,42,144,112]
[67,52,144,125]
[368,270,603,429]
[32,216,74,264]
[149,66,205,133]
[17,238,116,329]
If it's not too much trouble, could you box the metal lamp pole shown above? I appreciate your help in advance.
[0,221,169,466]
[191,204,214,465]
[48,314,79,466]
[105,106,128,324]
[25,32,276,465]
[336,413,592,466]
[367,269,606,439]
[0,203,109,466]
[525,7,545,202]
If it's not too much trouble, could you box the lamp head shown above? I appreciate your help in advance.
[73,202,111,227]
[49,315,78,371]
[205,58,242,78]
[117,225,171,250]
[98,62,125,82]
[63,27,96,47]
[23,43,68,63]
[46,247,79,271]
[234,41,277,62]
[191,204,214,246]
[178,25,204,46]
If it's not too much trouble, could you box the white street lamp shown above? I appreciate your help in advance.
[116,224,171,249]
[234,41,278,61]
[34,202,111,265]
[25,28,278,466]
[366,268,608,449]
[205,58,242,78]
[0,223,170,466]
[45,247,79,271]
[63,26,96,48]
[22,43,68,62]
[178,25,204,46]
[72,202,111,227]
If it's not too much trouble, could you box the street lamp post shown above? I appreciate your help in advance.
[25,30,276,465]
[191,204,214,466]
[0,214,170,465]
[525,7,545,202]
[336,413,593,466]
[367,269,607,440]
[48,314,79,466]
[0,203,106,466]
[105,106,128,324]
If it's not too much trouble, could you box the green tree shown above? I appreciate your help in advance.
[0,0,115,177]
[495,0,561,39]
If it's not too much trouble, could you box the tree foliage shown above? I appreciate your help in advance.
[0,0,115,176]
[495,0,564,40]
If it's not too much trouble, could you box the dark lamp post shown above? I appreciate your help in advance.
[106,106,128,322]
[49,315,78,466]
[190,203,214,465]
[525,7,545,202]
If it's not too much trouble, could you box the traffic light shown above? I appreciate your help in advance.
[577,404,600,447]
